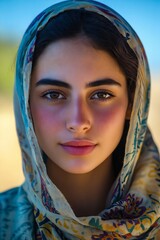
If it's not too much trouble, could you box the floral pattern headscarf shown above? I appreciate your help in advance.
[0,0,160,239]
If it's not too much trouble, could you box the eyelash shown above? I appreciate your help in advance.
[41,90,114,102]
[90,90,114,101]
[42,90,66,102]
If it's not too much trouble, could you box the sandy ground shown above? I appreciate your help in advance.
[0,81,160,192]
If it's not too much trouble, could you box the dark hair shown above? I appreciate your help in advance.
[32,9,138,174]
[33,9,138,103]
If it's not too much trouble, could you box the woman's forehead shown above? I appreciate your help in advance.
[31,37,126,88]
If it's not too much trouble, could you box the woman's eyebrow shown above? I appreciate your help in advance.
[35,79,71,89]
[86,78,122,88]
[35,78,121,88]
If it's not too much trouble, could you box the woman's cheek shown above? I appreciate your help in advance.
[31,105,64,136]
[94,101,127,132]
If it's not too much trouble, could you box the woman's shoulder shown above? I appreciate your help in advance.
[0,186,35,240]
[0,186,22,206]
[0,186,30,211]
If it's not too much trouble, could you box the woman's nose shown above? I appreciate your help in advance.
[66,99,92,133]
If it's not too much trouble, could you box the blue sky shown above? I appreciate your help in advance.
[0,0,160,77]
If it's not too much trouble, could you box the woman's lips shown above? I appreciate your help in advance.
[60,141,97,155]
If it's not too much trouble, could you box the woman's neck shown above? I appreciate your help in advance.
[46,157,115,217]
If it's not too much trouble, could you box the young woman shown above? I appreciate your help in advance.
[0,0,160,239]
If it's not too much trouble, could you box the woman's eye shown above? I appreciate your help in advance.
[91,91,113,101]
[42,91,65,101]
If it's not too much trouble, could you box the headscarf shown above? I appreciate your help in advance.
[1,0,160,239]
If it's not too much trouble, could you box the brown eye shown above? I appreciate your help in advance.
[91,90,113,101]
[42,91,66,101]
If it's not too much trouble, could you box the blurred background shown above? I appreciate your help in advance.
[0,0,159,192]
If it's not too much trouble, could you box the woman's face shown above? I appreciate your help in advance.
[30,37,129,174]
